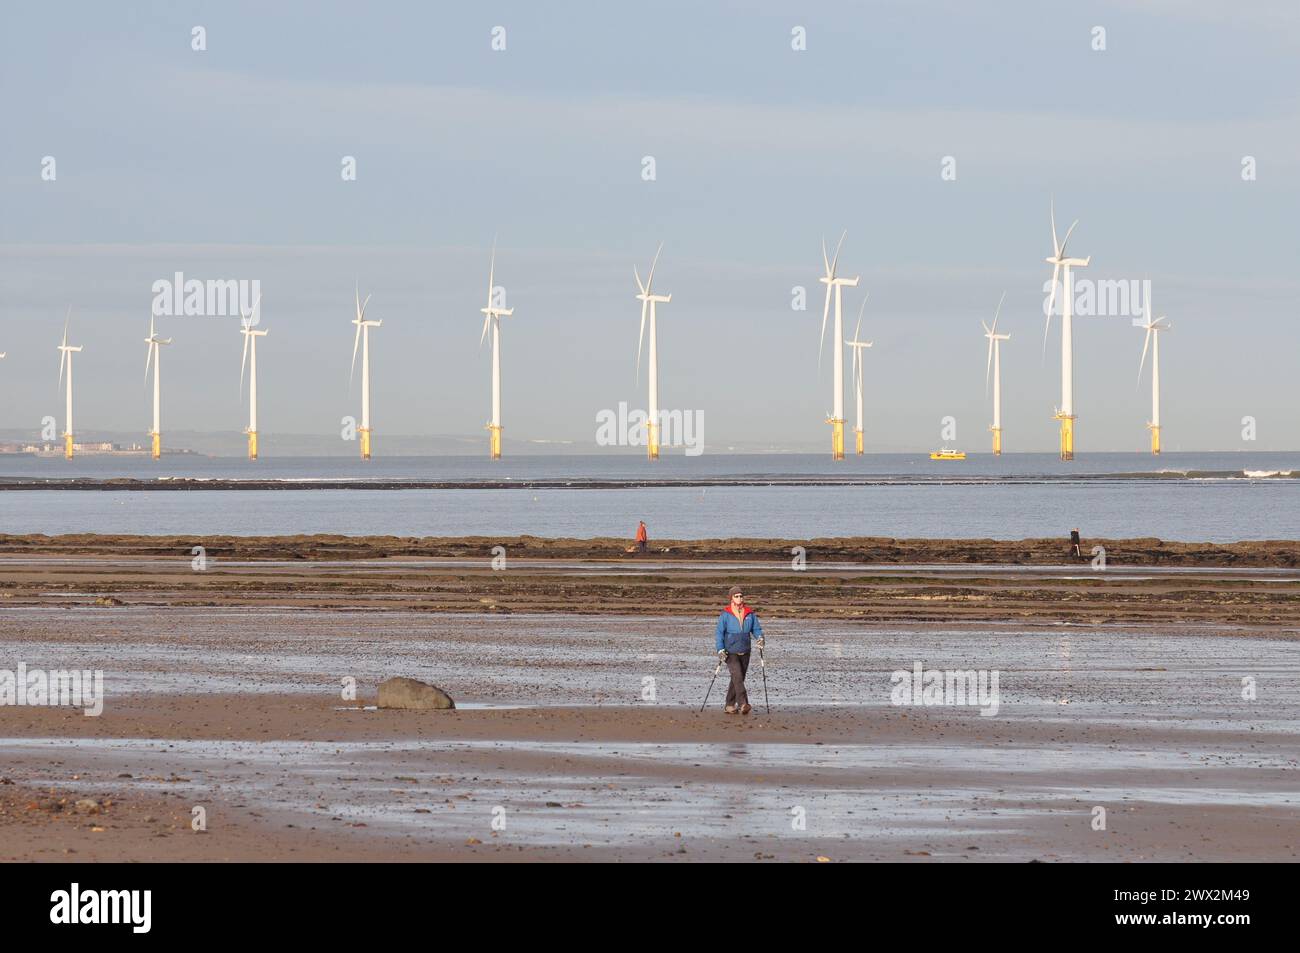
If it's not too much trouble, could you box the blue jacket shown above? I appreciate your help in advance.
[715,605,763,654]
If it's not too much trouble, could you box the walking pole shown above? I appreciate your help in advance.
[699,655,725,713]
[758,643,770,714]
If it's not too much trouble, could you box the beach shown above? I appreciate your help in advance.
[1,535,1297,862]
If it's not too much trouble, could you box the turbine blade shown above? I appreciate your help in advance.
[355,283,362,323]
[992,290,1005,334]
[349,322,362,385]
[479,312,491,348]
[633,265,645,296]
[1138,327,1152,387]
[986,337,993,395]
[818,284,832,371]
[487,240,497,308]
[821,237,830,277]
[144,341,153,383]
[646,242,663,292]
[62,306,71,347]
[1050,197,1059,257]
[636,300,648,382]
[240,329,250,392]
[1059,219,1079,258]
[829,230,846,276]
[852,299,865,345]
[1043,264,1060,361]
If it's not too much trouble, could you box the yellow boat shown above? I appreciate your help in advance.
[930,448,966,460]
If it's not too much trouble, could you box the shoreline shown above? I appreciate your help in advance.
[0,468,1297,492]
[2,532,1298,566]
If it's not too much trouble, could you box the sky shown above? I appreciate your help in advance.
[2,0,1298,453]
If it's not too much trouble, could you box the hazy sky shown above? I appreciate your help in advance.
[2,1,1298,452]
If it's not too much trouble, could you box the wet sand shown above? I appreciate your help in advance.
[2,602,1297,862]
[2,534,1299,626]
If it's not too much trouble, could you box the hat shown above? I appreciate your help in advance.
[728,585,744,598]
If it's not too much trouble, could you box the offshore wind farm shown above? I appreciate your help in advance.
[4,202,1185,466]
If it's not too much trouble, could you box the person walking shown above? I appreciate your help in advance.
[636,520,648,554]
[715,585,764,715]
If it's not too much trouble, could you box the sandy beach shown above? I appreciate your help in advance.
[1,534,1297,862]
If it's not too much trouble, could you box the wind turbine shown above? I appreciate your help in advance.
[634,243,670,461]
[479,242,514,460]
[239,295,268,461]
[56,308,82,460]
[844,296,872,456]
[983,292,1011,455]
[349,285,381,460]
[1137,289,1171,455]
[1043,200,1090,460]
[143,313,172,460]
[818,231,859,460]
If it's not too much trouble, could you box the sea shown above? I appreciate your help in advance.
[0,452,1297,541]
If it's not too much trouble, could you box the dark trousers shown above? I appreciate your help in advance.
[724,651,750,708]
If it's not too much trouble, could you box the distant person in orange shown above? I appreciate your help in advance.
[635,520,648,554]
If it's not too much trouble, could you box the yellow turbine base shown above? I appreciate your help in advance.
[1150,425,1160,455]
[827,418,845,461]
[647,422,659,461]
[855,429,864,455]
[991,427,1002,456]
[64,433,74,460]
[359,428,371,461]
[1056,415,1075,461]
[151,432,161,460]
[248,431,258,461]
[486,423,502,460]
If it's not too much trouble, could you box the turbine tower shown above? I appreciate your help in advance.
[634,243,670,461]
[144,314,172,460]
[349,286,381,460]
[239,295,268,461]
[818,231,859,460]
[1043,201,1089,460]
[57,309,82,460]
[983,292,1011,455]
[1137,290,1171,455]
[479,242,514,460]
[844,296,872,456]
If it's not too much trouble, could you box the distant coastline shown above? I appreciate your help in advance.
[0,469,1296,490]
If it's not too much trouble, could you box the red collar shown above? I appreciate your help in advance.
[724,603,751,617]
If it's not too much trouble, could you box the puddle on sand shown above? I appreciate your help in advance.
[2,736,1293,851]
